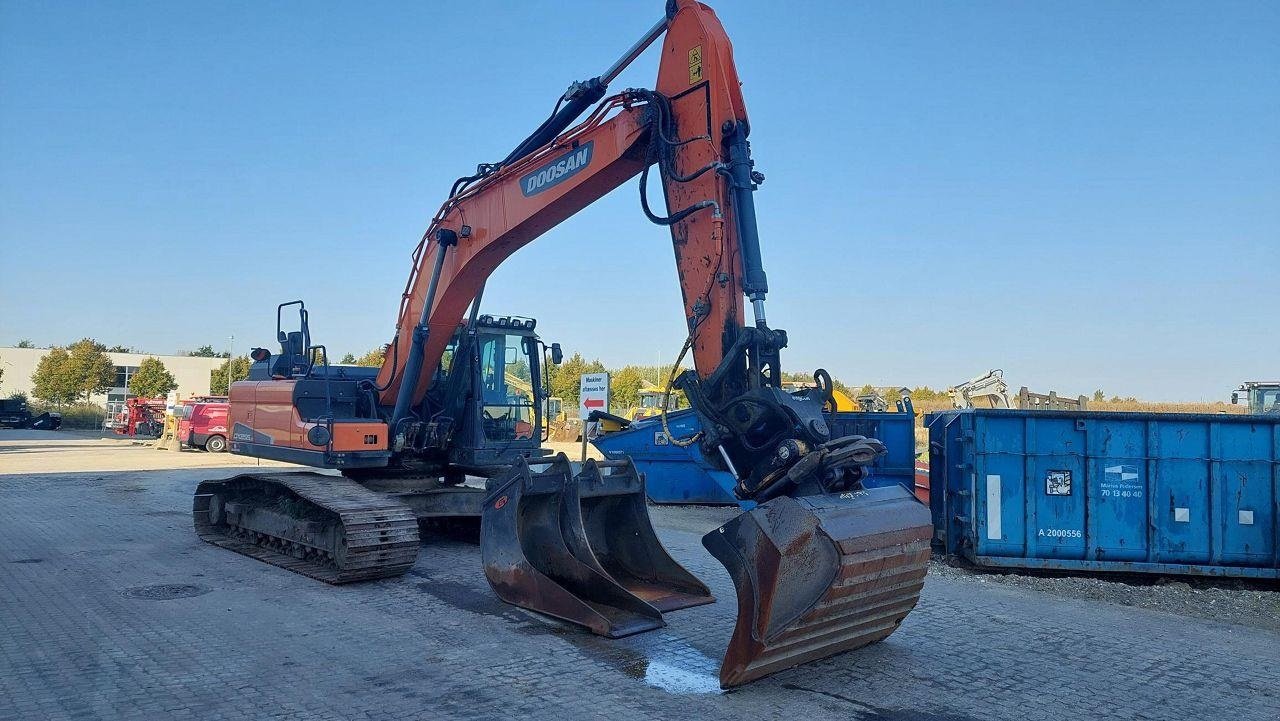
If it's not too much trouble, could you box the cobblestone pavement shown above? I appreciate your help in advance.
[2,465,1277,720]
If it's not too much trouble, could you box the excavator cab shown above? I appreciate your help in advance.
[1233,382,1280,415]
[441,314,553,469]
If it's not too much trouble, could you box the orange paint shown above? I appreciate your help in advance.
[376,0,753,407]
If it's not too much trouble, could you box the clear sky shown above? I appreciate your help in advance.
[1,1,1276,401]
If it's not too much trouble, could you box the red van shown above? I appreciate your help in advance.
[177,399,230,452]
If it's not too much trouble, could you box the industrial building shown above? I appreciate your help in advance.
[0,347,223,417]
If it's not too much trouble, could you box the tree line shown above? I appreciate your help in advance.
[4,339,242,404]
[211,345,965,411]
[12,339,179,404]
[5,337,973,410]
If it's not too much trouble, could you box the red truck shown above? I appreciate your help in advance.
[177,398,230,452]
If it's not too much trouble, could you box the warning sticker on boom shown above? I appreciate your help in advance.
[689,45,703,84]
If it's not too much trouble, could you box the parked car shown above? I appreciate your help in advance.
[177,399,229,452]
[0,398,62,430]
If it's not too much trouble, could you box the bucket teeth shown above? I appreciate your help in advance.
[481,454,711,638]
[703,484,932,688]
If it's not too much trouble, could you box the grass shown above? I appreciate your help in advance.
[28,401,106,430]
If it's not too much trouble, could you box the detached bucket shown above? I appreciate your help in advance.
[481,454,663,638]
[561,458,714,613]
[702,484,932,687]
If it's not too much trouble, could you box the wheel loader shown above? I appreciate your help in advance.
[192,0,931,688]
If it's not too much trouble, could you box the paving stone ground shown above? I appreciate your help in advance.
[1,437,1277,720]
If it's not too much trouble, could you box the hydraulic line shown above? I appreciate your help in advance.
[390,230,455,434]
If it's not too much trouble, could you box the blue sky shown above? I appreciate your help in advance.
[1,1,1276,401]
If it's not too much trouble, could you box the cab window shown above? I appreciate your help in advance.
[478,334,535,442]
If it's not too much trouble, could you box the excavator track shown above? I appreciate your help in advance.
[193,472,420,584]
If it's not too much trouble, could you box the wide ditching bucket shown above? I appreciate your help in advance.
[562,458,713,613]
[481,453,711,638]
[702,484,932,687]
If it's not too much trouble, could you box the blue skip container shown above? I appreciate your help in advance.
[592,408,917,507]
[926,409,1280,579]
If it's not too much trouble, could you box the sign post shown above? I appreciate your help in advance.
[579,372,609,462]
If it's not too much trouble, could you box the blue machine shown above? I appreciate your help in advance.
[592,408,917,507]
[926,409,1280,579]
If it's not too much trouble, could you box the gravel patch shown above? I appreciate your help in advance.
[929,558,1280,631]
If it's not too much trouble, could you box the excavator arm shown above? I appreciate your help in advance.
[376,3,750,431]
[375,1,871,507]
[383,1,930,687]
[206,0,932,690]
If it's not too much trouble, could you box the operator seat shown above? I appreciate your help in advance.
[271,331,311,379]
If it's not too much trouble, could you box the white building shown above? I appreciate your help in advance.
[0,347,224,414]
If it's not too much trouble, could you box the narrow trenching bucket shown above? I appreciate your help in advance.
[481,454,665,638]
[561,458,714,613]
[702,484,932,688]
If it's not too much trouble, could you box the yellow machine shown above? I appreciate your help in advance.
[543,395,583,442]
[620,383,677,421]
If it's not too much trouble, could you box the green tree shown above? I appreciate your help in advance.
[128,357,177,397]
[340,352,358,364]
[352,346,386,367]
[31,347,81,404]
[508,358,532,381]
[188,344,229,358]
[106,344,137,353]
[16,339,35,348]
[908,385,947,401]
[66,339,117,401]
[210,356,253,395]
[1093,389,1105,402]
[611,366,647,410]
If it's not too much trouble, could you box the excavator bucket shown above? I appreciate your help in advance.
[702,484,932,688]
[481,454,664,637]
[560,458,713,613]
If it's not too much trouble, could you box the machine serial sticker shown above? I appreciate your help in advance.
[231,422,271,445]
[688,45,703,84]
[1045,469,1072,496]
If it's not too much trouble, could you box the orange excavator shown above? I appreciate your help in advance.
[193,0,930,688]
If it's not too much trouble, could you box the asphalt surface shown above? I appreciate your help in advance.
[2,429,1277,720]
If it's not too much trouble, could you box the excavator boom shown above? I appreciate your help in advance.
[199,0,931,690]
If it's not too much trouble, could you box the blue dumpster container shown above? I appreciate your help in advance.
[925,409,1280,579]
[593,408,917,506]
